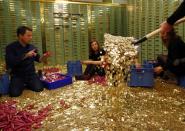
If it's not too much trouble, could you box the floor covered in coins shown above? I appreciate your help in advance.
[1,78,185,131]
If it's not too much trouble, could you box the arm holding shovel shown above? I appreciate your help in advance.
[161,1,185,34]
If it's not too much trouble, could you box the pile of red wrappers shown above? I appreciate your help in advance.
[0,100,52,130]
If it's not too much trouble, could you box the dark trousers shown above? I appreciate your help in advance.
[9,74,43,97]
[157,55,185,77]
[157,55,168,68]
[84,64,105,76]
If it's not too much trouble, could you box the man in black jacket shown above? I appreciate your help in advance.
[154,28,185,79]
[5,26,50,97]
[160,0,185,33]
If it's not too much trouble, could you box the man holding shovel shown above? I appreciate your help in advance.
[154,1,185,81]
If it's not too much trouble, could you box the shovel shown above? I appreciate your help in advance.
[133,17,185,45]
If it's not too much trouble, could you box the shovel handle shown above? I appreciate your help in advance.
[134,17,185,45]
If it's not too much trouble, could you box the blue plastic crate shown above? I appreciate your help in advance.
[67,60,82,76]
[128,64,154,87]
[143,60,158,67]
[41,74,72,90]
[178,76,185,88]
[0,74,10,95]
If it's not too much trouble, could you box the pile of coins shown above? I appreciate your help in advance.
[104,34,138,86]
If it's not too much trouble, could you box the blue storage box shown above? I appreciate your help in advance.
[0,73,10,95]
[41,74,72,90]
[128,64,154,87]
[178,76,185,88]
[67,60,82,76]
[143,60,158,67]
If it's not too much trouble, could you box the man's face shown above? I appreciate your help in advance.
[19,30,32,44]
[160,30,169,41]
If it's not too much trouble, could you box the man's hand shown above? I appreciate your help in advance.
[24,49,37,59]
[154,66,163,75]
[43,51,51,57]
[40,51,51,64]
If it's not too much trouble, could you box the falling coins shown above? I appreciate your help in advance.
[103,34,138,86]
